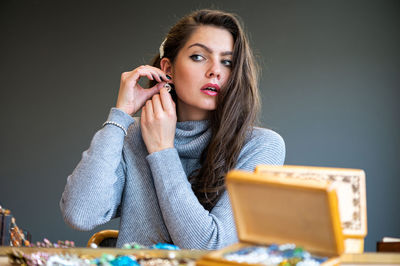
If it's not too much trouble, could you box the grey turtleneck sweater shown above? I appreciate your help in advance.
[60,108,285,249]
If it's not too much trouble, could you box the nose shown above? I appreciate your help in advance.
[205,59,221,80]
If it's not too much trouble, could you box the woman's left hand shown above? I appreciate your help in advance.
[140,86,177,154]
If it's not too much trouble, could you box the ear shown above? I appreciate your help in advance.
[160,58,173,76]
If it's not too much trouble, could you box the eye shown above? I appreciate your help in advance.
[190,54,205,61]
[222,59,232,67]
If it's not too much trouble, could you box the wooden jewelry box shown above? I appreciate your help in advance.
[255,165,367,253]
[197,166,356,266]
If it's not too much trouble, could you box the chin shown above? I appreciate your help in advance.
[200,101,217,111]
[200,105,217,111]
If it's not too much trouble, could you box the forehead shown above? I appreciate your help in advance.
[183,25,234,52]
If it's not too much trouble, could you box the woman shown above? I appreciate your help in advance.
[60,9,285,250]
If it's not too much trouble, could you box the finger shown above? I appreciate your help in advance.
[146,82,165,97]
[147,67,170,83]
[159,73,171,82]
[151,74,162,83]
[136,67,155,81]
[144,72,154,81]
[141,105,146,124]
[151,94,163,115]
[132,66,154,80]
[121,71,139,86]
[149,71,162,83]
[160,86,175,112]
[145,100,154,121]
[139,66,165,80]
[131,65,165,80]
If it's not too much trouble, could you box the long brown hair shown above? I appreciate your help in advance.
[149,9,260,210]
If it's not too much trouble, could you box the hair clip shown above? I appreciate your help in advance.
[159,38,167,59]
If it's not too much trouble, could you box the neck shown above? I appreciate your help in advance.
[177,100,211,122]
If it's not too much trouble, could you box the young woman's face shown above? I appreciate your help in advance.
[171,25,234,121]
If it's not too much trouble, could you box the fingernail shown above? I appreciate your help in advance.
[166,75,172,80]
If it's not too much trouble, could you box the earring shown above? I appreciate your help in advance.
[164,83,172,92]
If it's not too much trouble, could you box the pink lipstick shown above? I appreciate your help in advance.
[200,83,220,96]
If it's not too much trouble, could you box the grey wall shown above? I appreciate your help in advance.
[1,0,399,251]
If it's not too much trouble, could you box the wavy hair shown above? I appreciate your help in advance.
[149,9,260,211]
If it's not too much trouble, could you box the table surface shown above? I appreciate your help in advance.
[0,247,400,265]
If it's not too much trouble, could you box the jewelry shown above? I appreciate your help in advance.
[164,83,172,92]
[102,121,127,136]
[1,205,30,247]
[223,243,328,265]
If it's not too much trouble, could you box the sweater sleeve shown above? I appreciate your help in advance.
[60,108,134,231]
[146,128,285,250]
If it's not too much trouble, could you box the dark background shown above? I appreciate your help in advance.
[0,0,399,251]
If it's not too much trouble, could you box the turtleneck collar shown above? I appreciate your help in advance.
[174,120,211,159]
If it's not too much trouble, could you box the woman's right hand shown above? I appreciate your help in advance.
[116,65,170,116]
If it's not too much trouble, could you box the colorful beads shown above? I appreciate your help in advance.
[30,238,75,248]
[110,255,139,266]
[224,243,328,266]
[122,242,147,249]
[122,242,180,250]
[90,254,140,265]
[1,206,30,247]
[151,243,180,250]
[9,251,196,266]
[8,242,188,265]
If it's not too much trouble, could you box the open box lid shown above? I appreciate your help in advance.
[226,169,344,257]
[254,165,367,238]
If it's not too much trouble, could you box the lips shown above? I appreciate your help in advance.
[200,83,220,96]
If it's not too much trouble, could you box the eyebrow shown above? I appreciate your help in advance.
[188,43,233,56]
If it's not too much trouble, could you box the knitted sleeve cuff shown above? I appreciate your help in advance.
[103,108,135,133]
